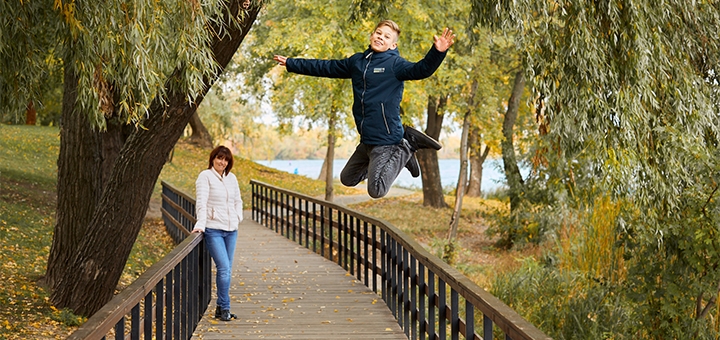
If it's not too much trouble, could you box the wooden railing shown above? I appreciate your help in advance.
[251,180,551,340]
[67,181,211,340]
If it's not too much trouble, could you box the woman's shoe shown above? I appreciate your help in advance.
[214,306,222,318]
[219,309,237,321]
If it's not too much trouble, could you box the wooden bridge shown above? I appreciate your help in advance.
[192,212,406,339]
[68,180,551,340]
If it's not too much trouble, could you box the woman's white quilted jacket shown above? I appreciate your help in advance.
[193,169,243,232]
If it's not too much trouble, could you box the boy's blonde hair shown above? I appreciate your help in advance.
[374,20,400,41]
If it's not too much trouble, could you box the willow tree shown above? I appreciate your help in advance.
[1,0,262,316]
[473,1,720,337]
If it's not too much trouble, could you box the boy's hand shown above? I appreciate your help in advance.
[273,55,287,67]
[433,28,455,52]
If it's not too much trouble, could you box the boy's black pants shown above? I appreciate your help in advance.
[340,140,412,198]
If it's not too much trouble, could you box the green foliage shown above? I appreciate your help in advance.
[491,257,634,339]
[0,1,61,122]
[466,1,720,336]
[472,0,720,227]
[484,173,564,247]
[0,0,258,129]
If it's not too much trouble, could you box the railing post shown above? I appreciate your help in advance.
[439,279,447,340]
[156,279,164,340]
[466,300,475,340]
[372,224,377,294]
[403,248,410,336]
[130,305,139,340]
[419,263,426,340]
[165,272,172,339]
[428,271,436,340]
[451,290,459,340]
[411,255,418,340]
[144,292,152,339]
[355,217,361,280]
[363,221,369,287]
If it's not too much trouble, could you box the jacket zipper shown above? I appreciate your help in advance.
[224,177,230,227]
[361,52,373,137]
[380,103,390,134]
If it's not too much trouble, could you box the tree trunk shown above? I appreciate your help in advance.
[188,111,214,148]
[448,110,470,243]
[418,95,448,208]
[318,156,328,180]
[466,124,490,197]
[44,66,104,288]
[49,2,262,316]
[502,71,526,213]
[322,113,336,201]
[26,101,37,125]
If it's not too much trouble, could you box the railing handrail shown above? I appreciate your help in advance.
[250,179,550,340]
[68,234,202,339]
[68,182,210,339]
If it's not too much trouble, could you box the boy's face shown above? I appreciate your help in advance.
[369,25,398,53]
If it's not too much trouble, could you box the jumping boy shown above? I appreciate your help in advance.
[273,20,455,198]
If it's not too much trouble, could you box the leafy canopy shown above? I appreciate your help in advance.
[472,0,720,217]
[0,0,238,129]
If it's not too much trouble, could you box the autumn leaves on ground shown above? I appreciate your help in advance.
[0,125,526,339]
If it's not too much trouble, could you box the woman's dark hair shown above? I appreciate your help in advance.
[207,146,234,175]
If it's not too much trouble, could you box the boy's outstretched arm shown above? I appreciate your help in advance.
[433,28,456,53]
[273,55,287,67]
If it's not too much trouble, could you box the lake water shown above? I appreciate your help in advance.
[254,158,510,192]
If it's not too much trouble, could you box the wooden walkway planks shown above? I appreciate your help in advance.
[192,212,407,340]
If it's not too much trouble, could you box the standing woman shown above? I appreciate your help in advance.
[192,146,243,321]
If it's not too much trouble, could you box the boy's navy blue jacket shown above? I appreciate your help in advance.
[286,46,446,146]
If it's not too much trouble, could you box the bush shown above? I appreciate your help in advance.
[491,257,633,339]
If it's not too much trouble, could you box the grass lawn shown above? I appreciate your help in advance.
[0,124,530,339]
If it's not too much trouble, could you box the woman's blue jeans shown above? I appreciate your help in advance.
[204,228,237,311]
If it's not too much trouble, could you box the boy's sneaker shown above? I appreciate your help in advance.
[404,126,442,151]
[405,153,420,178]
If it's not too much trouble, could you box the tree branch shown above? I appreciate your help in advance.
[697,281,720,320]
[701,182,718,219]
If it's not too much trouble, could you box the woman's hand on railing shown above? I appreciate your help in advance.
[192,228,203,233]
